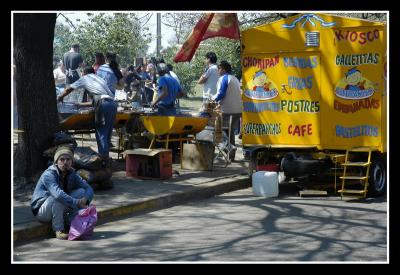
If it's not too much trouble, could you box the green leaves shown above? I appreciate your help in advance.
[53,13,151,67]
[160,37,241,96]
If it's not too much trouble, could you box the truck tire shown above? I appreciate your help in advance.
[368,156,386,197]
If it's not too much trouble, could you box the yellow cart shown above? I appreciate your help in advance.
[140,113,209,168]
[241,13,387,196]
[60,111,131,130]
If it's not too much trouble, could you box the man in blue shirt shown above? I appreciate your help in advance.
[31,147,94,240]
[151,63,185,115]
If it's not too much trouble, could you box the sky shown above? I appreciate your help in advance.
[57,11,176,55]
[145,13,176,54]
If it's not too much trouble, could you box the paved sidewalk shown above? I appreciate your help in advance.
[13,142,250,245]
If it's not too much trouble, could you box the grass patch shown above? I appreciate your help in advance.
[180,84,204,111]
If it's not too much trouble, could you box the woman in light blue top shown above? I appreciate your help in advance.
[96,52,124,98]
[96,53,124,149]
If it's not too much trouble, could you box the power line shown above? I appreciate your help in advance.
[139,13,153,28]
[57,13,77,31]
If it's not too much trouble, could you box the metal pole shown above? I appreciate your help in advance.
[156,13,161,58]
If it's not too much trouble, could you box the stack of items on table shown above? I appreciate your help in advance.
[201,102,220,127]
[42,132,113,190]
[114,90,131,112]
[56,88,93,120]
[199,102,224,143]
[56,87,86,106]
[197,102,235,165]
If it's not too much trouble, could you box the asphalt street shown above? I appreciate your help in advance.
[13,186,387,263]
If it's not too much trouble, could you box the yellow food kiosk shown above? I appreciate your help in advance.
[241,13,387,196]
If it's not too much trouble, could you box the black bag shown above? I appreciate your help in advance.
[73,147,103,171]
[53,131,77,148]
[77,168,112,184]
[77,169,113,190]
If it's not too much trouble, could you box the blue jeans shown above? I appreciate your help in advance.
[95,99,117,158]
[36,188,86,232]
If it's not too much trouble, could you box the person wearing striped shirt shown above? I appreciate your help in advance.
[57,66,117,165]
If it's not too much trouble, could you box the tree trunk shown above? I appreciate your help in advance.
[13,13,60,180]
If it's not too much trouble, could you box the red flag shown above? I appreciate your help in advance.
[203,13,240,40]
[173,14,214,63]
[173,13,240,63]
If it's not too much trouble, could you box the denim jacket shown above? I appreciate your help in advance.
[30,164,94,216]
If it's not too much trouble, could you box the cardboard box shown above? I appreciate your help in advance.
[123,149,172,179]
[182,143,214,171]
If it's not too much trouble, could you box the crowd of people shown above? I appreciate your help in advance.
[38,46,243,240]
[54,45,183,161]
[53,45,243,164]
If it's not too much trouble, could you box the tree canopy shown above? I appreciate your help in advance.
[53,12,387,94]
[53,13,151,67]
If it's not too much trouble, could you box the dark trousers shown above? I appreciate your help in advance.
[66,72,80,85]
[143,87,154,105]
[222,113,241,147]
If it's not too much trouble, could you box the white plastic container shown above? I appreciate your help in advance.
[252,171,279,198]
[278,172,286,184]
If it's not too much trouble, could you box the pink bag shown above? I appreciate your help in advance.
[68,205,98,240]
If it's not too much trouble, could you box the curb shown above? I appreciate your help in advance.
[14,175,250,246]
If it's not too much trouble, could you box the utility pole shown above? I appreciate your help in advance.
[156,13,161,58]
